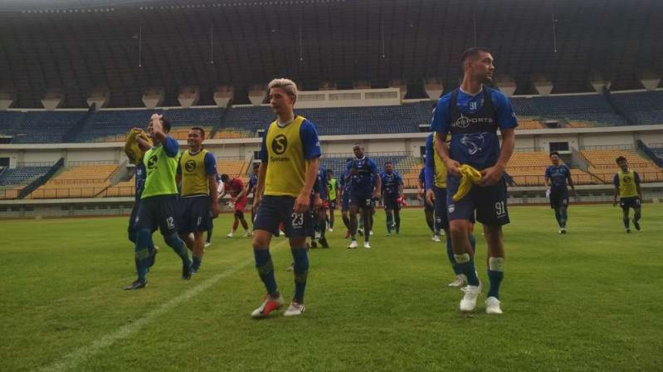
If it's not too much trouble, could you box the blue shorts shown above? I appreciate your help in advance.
[383,194,401,211]
[177,195,211,233]
[433,186,449,230]
[620,196,641,210]
[349,189,373,209]
[446,175,510,226]
[549,189,569,209]
[341,193,350,212]
[254,196,313,238]
[135,194,179,235]
[128,201,140,235]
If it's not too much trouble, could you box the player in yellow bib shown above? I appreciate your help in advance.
[125,114,193,290]
[612,156,643,233]
[250,78,322,318]
[176,127,220,273]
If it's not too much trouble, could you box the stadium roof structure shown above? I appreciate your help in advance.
[0,0,661,108]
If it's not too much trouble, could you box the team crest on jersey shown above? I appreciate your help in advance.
[272,134,288,155]
[185,160,196,172]
[147,154,158,169]
[623,176,631,184]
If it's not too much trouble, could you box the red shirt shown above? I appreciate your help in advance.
[225,178,244,198]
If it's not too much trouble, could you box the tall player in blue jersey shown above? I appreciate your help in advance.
[380,162,404,236]
[432,48,518,314]
[544,151,576,234]
[346,145,381,249]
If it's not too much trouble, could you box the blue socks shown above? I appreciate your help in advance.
[447,233,477,276]
[291,248,309,303]
[623,217,630,229]
[254,249,279,297]
[134,228,152,282]
[487,257,505,299]
[386,212,393,234]
[394,213,401,233]
[454,253,480,286]
[559,207,568,228]
[164,233,191,267]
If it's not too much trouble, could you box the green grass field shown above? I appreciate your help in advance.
[1,204,662,372]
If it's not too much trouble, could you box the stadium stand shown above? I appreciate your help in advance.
[0,166,54,199]
[74,108,224,142]
[505,151,600,186]
[0,111,86,143]
[611,91,663,125]
[220,102,432,137]
[27,164,118,199]
[581,149,663,183]
[510,95,626,126]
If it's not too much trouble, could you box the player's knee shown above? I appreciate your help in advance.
[235,210,244,220]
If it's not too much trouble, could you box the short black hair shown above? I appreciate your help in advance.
[160,117,172,133]
[461,47,492,66]
[327,169,333,174]
[220,174,230,182]
[384,161,393,166]
[191,126,205,137]
[549,151,560,158]
[616,156,627,164]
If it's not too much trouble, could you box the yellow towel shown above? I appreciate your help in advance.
[452,165,482,201]
[124,129,152,165]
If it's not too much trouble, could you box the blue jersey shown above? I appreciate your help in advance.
[381,171,403,197]
[315,164,328,200]
[248,174,258,195]
[135,162,147,202]
[545,165,571,191]
[346,157,378,192]
[418,167,425,185]
[339,171,351,194]
[431,87,518,170]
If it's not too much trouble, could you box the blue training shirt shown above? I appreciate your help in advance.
[380,171,403,197]
[545,164,571,191]
[431,87,518,170]
[346,157,378,193]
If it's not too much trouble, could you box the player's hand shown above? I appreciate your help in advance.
[350,167,358,175]
[444,159,461,177]
[479,165,504,187]
[425,189,435,206]
[230,197,237,203]
[314,195,322,207]
[417,190,423,201]
[150,113,162,122]
[294,192,310,214]
[372,191,381,200]
[252,194,262,214]
[211,203,221,218]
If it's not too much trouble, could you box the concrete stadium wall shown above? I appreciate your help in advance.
[1,125,662,167]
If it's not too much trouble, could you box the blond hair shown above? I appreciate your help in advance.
[268,78,298,100]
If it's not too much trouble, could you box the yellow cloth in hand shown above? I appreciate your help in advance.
[452,165,482,202]
[124,129,152,165]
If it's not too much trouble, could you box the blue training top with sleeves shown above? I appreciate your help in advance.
[346,157,378,192]
[381,171,403,197]
[430,87,518,170]
[545,164,571,191]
